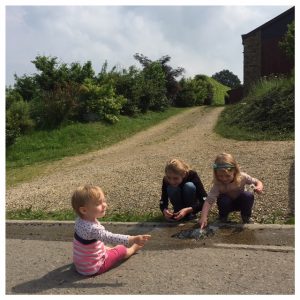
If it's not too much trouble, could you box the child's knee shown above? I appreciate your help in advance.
[183,182,196,193]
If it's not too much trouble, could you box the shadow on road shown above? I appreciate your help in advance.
[11,263,124,294]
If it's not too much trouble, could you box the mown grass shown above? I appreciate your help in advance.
[6,209,165,222]
[6,208,294,224]
[206,77,230,106]
[6,107,186,186]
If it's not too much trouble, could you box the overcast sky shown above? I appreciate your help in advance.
[5,4,294,86]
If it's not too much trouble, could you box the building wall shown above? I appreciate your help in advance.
[243,30,261,92]
[242,8,294,93]
[261,37,294,77]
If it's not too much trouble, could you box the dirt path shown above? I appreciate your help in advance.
[6,107,294,223]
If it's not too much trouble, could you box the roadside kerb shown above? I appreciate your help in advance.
[6,220,295,253]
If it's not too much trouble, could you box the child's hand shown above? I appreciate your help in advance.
[163,209,174,220]
[254,181,264,194]
[254,187,263,194]
[173,207,191,220]
[199,216,207,229]
[131,234,151,246]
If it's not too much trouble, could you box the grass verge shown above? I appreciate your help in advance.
[6,209,165,222]
[7,107,186,187]
[6,208,294,224]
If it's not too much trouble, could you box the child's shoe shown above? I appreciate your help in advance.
[183,213,197,221]
[242,216,255,224]
[217,216,229,223]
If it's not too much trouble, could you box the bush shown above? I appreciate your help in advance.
[175,75,224,107]
[175,78,197,107]
[30,82,81,129]
[139,62,168,112]
[114,66,143,116]
[6,92,34,146]
[79,79,126,124]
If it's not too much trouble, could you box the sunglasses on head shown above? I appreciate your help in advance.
[213,163,235,171]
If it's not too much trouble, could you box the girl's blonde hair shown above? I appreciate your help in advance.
[213,153,242,185]
[165,158,190,177]
[71,184,103,217]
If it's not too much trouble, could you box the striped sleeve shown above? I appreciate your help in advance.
[242,172,258,185]
[90,223,129,246]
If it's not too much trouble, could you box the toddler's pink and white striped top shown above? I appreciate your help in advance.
[73,218,129,275]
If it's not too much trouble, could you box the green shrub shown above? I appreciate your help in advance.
[175,75,228,107]
[114,66,143,116]
[6,93,34,146]
[30,82,81,129]
[79,79,126,124]
[175,78,197,107]
[139,62,168,112]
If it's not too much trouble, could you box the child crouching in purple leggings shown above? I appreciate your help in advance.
[199,153,263,228]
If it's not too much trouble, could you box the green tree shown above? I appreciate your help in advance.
[139,62,168,112]
[6,88,34,146]
[279,21,294,60]
[134,53,184,103]
[31,55,67,91]
[114,66,143,115]
[13,74,37,102]
[212,69,241,89]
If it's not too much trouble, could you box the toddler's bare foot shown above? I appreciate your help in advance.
[124,243,143,259]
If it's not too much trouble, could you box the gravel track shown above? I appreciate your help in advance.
[6,107,295,223]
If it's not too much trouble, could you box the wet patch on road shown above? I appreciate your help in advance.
[6,221,294,251]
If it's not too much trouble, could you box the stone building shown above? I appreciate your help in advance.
[242,6,294,92]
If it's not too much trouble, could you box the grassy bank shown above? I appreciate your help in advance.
[215,76,294,141]
[215,111,294,141]
[206,77,230,106]
[7,107,186,186]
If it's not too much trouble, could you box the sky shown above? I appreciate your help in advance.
[4,3,294,86]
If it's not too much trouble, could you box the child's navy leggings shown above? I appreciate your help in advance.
[217,191,254,218]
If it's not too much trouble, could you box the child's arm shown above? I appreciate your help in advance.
[160,178,170,216]
[91,224,130,246]
[199,201,212,229]
[244,172,263,194]
[128,235,151,246]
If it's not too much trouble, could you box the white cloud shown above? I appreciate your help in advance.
[5,5,292,85]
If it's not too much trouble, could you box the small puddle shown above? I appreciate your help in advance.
[119,223,295,251]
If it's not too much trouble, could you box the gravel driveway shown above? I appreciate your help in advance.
[6,107,295,223]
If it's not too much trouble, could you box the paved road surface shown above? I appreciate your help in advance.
[6,221,295,295]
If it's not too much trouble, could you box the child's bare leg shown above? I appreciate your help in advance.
[124,243,143,259]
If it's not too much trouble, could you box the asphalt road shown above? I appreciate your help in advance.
[6,221,295,295]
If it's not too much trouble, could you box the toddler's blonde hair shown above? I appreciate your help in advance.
[71,184,103,217]
[213,153,242,185]
[165,158,190,177]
